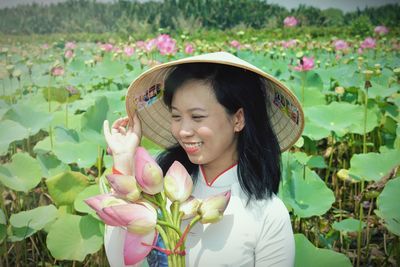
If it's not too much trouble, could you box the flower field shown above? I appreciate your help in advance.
[0,27,399,267]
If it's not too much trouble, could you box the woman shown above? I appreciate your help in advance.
[103,52,304,267]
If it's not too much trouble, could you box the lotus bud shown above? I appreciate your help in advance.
[363,70,374,81]
[335,86,345,95]
[106,174,142,202]
[199,191,231,224]
[164,161,193,202]
[180,196,201,220]
[134,147,164,195]
[103,202,157,235]
[85,194,128,226]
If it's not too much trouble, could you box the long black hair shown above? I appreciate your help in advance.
[156,63,281,200]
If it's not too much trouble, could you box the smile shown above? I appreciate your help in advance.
[182,142,203,153]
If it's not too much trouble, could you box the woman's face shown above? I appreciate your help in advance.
[170,79,243,171]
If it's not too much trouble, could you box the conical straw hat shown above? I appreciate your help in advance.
[126,52,304,152]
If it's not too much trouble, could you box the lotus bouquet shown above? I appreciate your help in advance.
[85,147,231,266]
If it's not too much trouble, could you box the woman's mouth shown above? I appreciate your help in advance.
[182,142,203,154]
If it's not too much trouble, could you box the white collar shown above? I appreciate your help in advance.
[198,163,238,188]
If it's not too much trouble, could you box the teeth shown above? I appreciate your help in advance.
[184,142,202,148]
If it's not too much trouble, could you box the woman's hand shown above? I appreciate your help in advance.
[103,113,142,175]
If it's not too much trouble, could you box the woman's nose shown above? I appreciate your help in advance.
[178,120,194,137]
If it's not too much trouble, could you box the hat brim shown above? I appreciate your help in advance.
[126,52,304,152]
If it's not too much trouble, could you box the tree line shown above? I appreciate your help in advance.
[0,0,399,36]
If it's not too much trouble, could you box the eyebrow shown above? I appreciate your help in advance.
[171,106,207,112]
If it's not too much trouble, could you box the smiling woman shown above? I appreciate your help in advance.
[102,52,304,267]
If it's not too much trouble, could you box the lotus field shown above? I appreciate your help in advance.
[0,32,399,267]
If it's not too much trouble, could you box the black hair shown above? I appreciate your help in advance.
[156,63,281,200]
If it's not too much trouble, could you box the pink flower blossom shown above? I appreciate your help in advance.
[360,37,376,49]
[135,40,147,50]
[184,43,195,54]
[65,42,76,50]
[156,34,177,55]
[281,39,297,48]
[230,40,241,49]
[135,147,164,195]
[124,46,135,57]
[100,43,114,52]
[283,16,298,27]
[51,66,64,76]
[294,56,315,72]
[145,39,157,52]
[164,161,193,202]
[374,26,389,35]
[199,191,231,224]
[333,40,348,51]
[64,49,74,59]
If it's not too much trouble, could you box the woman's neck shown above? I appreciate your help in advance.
[201,160,238,184]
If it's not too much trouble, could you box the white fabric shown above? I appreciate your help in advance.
[105,165,295,267]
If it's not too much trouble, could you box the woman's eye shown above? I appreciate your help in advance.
[192,115,205,121]
[171,115,181,120]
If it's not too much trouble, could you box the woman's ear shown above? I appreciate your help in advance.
[233,108,245,132]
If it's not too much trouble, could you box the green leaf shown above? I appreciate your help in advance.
[332,218,366,233]
[53,141,99,168]
[3,103,53,136]
[8,225,36,242]
[368,82,399,100]
[307,155,327,169]
[81,96,109,133]
[0,153,42,192]
[74,185,100,216]
[349,150,400,181]
[10,205,58,231]
[0,120,29,156]
[46,214,103,261]
[376,177,400,236]
[46,171,89,207]
[94,57,125,80]
[302,118,331,140]
[294,234,352,267]
[36,153,71,179]
[280,154,335,218]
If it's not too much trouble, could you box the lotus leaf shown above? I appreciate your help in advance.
[368,82,399,100]
[81,96,109,133]
[46,214,103,261]
[302,117,331,140]
[376,177,400,236]
[3,103,53,136]
[349,150,400,181]
[10,205,58,231]
[280,154,335,218]
[305,102,379,137]
[53,141,99,168]
[46,171,89,207]
[94,57,125,80]
[74,185,100,217]
[0,152,42,192]
[294,233,352,267]
[332,218,366,233]
[36,153,71,179]
[0,120,29,155]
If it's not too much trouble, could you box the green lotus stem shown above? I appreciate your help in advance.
[171,201,181,226]
[97,145,102,179]
[325,133,335,183]
[157,220,182,236]
[142,194,160,207]
[65,99,69,128]
[301,72,306,105]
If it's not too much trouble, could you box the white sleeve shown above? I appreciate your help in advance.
[254,197,295,267]
[104,226,143,267]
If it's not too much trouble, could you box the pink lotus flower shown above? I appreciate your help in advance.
[230,40,241,49]
[135,40,147,50]
[145,39,157,52]
[281,39,297,48]
[294,56,315,72]
[51,66,64,76]
[184,43,195,54]
[164,161,193,202]
[64,49,74,59]
[124,230,157,265]
[180,196,201,220]
[199,191,231,224]
[360,37,376,49]
[333,40,348,51]
[85,194,128,226]
[42,43,49,49]
[374,26,389,35]
[106,174,142,202]
[124,46,135,57]
[101,43,114,52]
[283,16,298,27]
[103,201,157,235]
[65,41,76,50]
[156,34,177,56]
[135,147,164,195]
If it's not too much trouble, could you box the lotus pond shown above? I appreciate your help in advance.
[0,34,399,266]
